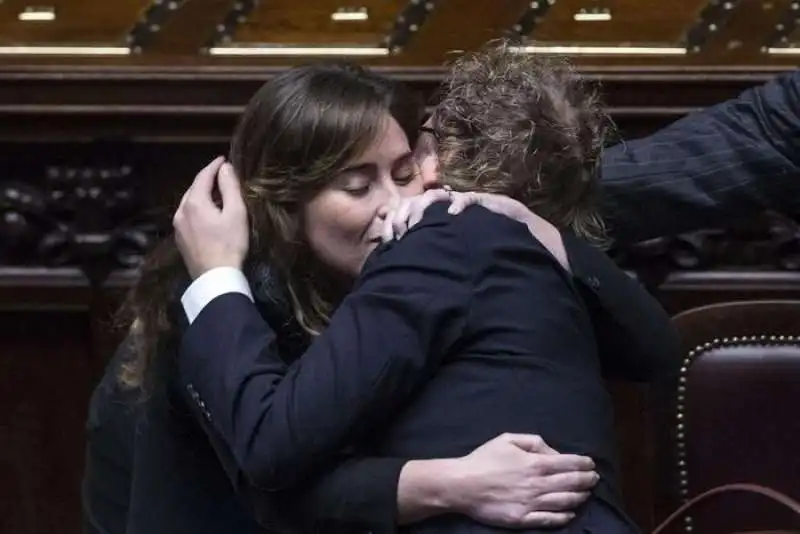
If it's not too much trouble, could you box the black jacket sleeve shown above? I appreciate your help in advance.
[601,69,800,245]
[562,233,680,382]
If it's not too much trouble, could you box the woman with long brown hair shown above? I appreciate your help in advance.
[168,42,679,533]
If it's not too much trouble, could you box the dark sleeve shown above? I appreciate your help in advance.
[177,211,472,491]
[265,452,407,533]
[185,400,408,533]
[601,69,800,245]
[562,233,681,381]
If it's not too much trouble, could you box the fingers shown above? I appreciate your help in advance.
[518,511,576,529]
[390,200,414,240]
[535,491,591,512]
[535,453,596,475]
[382,189,451,242]
[381,211,396,243]
[178,156,225,214]
[543,470,600,494]
[501,433,550,453]
[407,188,450,229]
[447,191,480,215]
[217,163,246,216]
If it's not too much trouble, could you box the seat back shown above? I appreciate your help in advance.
[660,300,800,534]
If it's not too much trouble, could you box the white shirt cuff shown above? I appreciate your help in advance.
[180,267,254,324]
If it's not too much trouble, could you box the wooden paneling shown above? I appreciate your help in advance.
[0,0,149,44]
[532,0,703,44]
[140,0,233,55]
[698,0,793,62]
[0,310,93,534]
[234,0,404,45]
[0,0,797,67]
[0,67,790,142]
[382,0,532,66]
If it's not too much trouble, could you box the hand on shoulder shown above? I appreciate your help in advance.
[383,188,570,272]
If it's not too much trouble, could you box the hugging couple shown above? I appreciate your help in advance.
[84,40,800,534]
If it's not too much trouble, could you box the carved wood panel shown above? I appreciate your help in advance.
[0,310,93,534]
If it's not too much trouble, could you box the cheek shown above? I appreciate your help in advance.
[304,195,376,275]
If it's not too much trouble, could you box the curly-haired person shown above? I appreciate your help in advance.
[434,43,606,243]
[167,42,681,534]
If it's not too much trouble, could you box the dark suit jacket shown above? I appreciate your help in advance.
[178,204,680,533]
[601,69,800,243]
[82,68,800,534]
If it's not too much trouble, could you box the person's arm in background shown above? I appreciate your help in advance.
[601,69,800,245]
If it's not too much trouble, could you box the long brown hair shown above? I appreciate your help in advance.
[119,63,422,392]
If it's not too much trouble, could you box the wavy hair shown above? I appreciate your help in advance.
[433,40,611,243]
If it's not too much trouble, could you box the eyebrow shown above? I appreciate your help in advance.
[341,151,414,174]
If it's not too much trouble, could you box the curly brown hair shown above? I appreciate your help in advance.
[433,40,610,243]
[119,63,422,392]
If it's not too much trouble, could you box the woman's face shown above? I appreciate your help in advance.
[304,115,425,278]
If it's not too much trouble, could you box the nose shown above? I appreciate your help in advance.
[374,181,402,221]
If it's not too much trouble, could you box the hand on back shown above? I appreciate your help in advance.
[451,433,598,528]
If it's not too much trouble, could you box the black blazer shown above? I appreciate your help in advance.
[601,69,800,244]
[82,68,800,534]
[177,204,680,533]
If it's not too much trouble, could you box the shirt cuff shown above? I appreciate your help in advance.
[180,267,254,324]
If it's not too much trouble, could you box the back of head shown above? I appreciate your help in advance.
[434,40,609,243]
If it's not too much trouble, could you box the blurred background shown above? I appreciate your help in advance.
[0,1,798,533]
